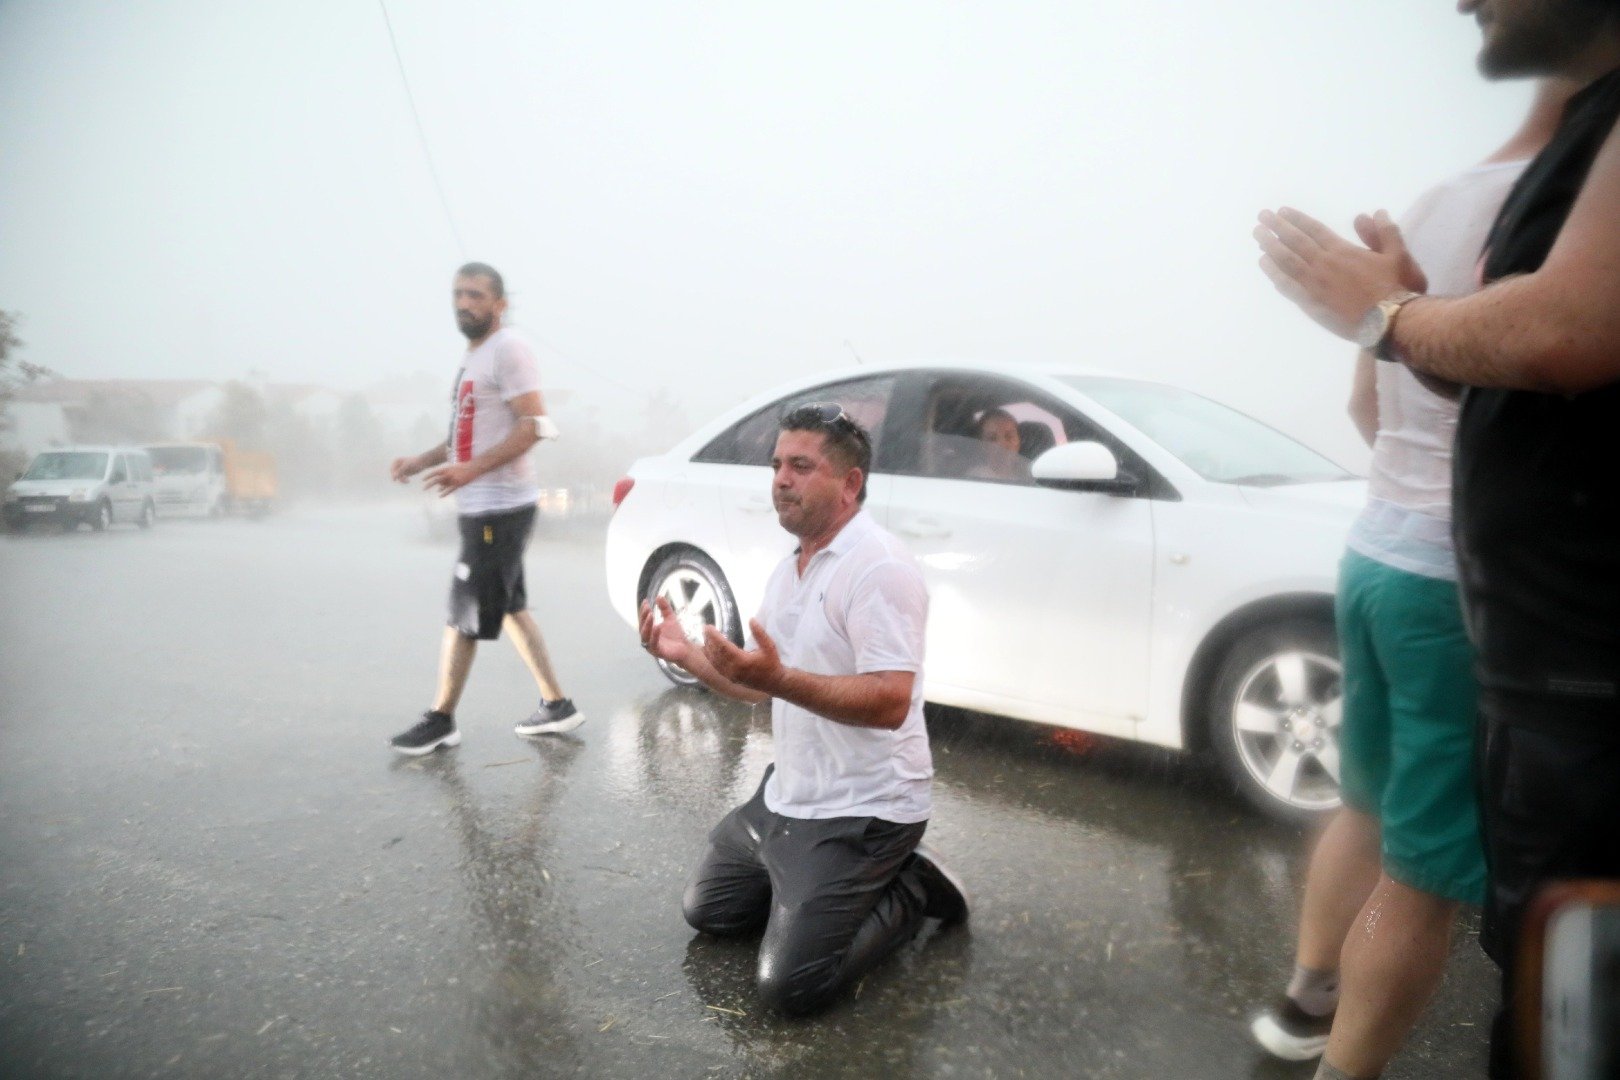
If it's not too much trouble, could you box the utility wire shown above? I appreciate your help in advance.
[377,0,467,256]
[375,3,642,400]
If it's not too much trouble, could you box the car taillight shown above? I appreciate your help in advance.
[612,477,635,509]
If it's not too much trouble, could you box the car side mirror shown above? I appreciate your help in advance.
[1032,441,1138,495]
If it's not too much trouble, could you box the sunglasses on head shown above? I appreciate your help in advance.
[788,400,867,436]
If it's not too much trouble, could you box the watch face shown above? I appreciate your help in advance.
[1354,303,1388,350]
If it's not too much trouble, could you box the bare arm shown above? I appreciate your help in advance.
[390,442,447,483]
[700,619,913,730]
[767,665,914,731]
[1391,125,1620,393]
[1348,349,1379,447]
[423,390,547,495]
[638,599,912,726]
[1257,123,1620,395]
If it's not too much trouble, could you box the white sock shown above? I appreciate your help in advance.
[1287,964,1339,1017]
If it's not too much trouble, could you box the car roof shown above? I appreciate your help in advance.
[795,358,1143,383]
[34,445,145,454]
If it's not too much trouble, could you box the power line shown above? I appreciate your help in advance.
[525,332,642,395]
[376,0,466,256]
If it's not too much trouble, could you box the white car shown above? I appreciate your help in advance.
[605,362,1362,822]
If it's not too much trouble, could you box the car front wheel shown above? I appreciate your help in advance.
[1208,619,1343,825]
[90,500,112,532]
[642,550,742,689]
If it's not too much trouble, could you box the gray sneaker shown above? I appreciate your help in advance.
[515,698,585,737]
[391,711,461,756]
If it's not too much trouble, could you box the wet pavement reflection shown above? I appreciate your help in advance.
[0,507,1495,1077]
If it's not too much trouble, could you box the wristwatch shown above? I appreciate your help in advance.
[1354,289,1422,362]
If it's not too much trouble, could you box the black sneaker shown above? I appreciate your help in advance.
[390,711,461,756]
[909,843,970,926]
[514,698,584,737]
[1250,997,1333,1061]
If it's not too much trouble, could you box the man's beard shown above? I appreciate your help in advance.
[457,312,496,341]
[1479,0,1610,77]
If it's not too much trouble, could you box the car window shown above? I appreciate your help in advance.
[131,455,152,482]
[109,457,128,484]
[694,375,898,469]
[899,374,1091,487]
[1061,376,1351,486]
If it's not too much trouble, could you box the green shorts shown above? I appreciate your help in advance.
[1336,550,1485,905]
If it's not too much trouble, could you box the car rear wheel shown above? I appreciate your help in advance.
[643,550,742,689]
[1208,618,1343,825]
[137,500,155,529]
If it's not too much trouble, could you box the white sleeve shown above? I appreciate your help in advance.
[495,336,542,402]
[847,560,928,675]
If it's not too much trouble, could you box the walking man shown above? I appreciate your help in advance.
[1250,81,1573,1079]
[389,262,581,755]
[1255,3,1620,1074]
[639,402,968,1015]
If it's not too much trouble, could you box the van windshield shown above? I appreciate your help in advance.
[23,452,108,482]
[148,446,210,475]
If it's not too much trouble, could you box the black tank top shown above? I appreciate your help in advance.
[1453,66,1620,705]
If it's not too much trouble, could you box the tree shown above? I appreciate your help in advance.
[205,381,270,450]
[0,310,54,479]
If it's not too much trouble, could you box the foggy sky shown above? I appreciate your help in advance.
[0,1,1536,465]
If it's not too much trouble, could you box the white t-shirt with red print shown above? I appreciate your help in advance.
[446,326,543,515]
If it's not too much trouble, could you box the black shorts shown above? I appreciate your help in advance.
[448,504,536,640]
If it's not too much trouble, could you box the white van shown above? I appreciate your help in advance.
[146,442,227,517]
[2,447,157,532]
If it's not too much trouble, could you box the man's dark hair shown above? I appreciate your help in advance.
[779,402,872,503]
[455,261,505,299]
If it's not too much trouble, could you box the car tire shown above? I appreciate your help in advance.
[1207,618,1343,825]
[643,549,742,689]
[90,500,112,532]
[137,500,155,529]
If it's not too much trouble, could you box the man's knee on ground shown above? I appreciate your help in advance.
[681,886,764,937]
[755,959,840,1017]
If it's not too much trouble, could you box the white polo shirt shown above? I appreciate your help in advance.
[756,509,933,824]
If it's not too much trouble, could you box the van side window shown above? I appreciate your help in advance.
[109,457,128,484]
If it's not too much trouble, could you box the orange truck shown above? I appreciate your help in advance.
[218,439,276,517]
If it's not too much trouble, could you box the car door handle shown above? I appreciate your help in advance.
[738,495,774,514]
[896,516,951,539]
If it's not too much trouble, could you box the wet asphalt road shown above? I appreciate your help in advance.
[0,503,1498,1079]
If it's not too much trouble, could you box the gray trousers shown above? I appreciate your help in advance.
[682,768,929,1015]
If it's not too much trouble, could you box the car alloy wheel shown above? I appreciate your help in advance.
[644,550,741,689]
[1209,619,1342,823]
[138,501,155,529]
[91,500,111,532]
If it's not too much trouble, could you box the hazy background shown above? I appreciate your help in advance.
[0,0,1535,468]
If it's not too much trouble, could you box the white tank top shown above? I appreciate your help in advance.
[1366,161,1527,518]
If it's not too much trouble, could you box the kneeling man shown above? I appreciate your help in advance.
[639,402,968,1015]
